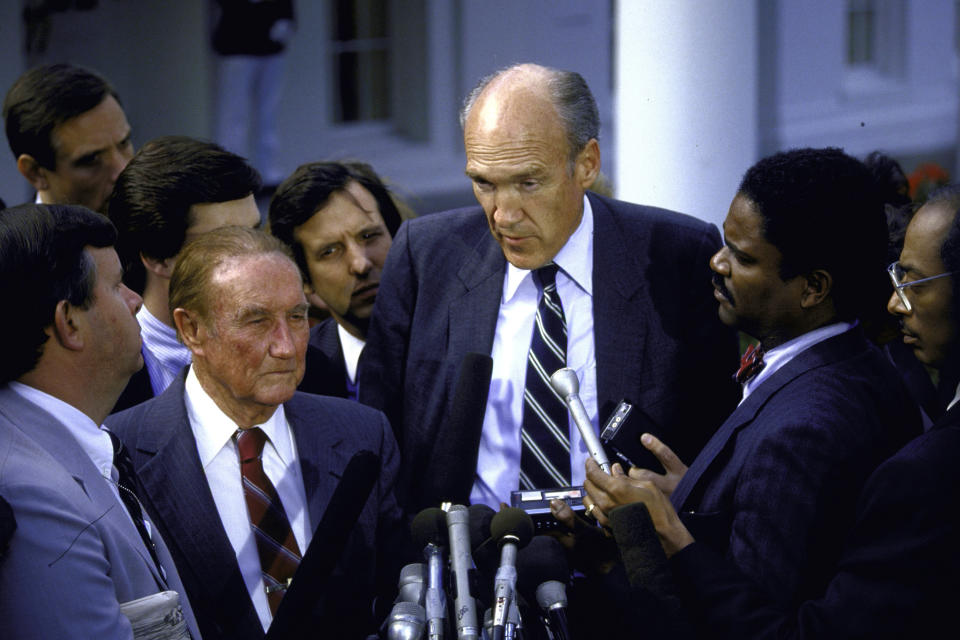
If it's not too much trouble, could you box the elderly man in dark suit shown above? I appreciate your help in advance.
[107,226,405,639]
[360,62,739,514]
[582,149,930,637]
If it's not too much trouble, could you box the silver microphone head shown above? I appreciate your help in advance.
[535,580,568,611]
[396,563,426,604]
[387,601,426,640]
[550,367,580,398]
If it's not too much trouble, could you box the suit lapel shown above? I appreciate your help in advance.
[671,328,868,510]
[449,230,506,360]
[131,378,260,632]
[285,394,345,528]
[591,194,650,420]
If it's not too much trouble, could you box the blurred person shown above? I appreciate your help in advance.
[3,63,133,213]
[269,161,403,399]
[107,136,262,412]
[0,203,200,639]
[107,226,405,639]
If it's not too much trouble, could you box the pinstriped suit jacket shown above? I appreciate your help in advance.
[106,371,406,639]
[0,385,201,640]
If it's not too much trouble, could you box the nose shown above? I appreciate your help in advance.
[887,289,909,316]
[709,246,729,275]
[347,243,373,276]
[123,283,143,315]
[492,189,523,227]
[107,146,132,182]
[269,320,297,359]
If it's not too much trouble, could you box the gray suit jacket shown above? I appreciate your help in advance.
[0,385,201,640]
[107,371,406,640]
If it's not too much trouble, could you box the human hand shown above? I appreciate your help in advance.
[626,433,688,498]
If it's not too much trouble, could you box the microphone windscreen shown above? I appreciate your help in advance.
[266,449,380,640]
[410,507,449,549]
[468,503,495,551]
[516,535,569,606]
[489,507,534,548]
[535,581,568,610]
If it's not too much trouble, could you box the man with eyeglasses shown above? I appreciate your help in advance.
[580,182,960,638]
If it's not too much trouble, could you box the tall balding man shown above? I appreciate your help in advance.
[360,63,739,512]
[3,64,133,213]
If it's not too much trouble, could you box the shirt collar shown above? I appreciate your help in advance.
[503,193,594,303]
[184,365,291,469]
[336,323,366,384]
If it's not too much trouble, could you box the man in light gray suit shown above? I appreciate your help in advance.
[0,203,201,639]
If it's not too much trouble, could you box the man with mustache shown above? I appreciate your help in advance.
[107,227,405,639]
[269,161,404,400]
[359,62,739,513]
[577,147,922,633]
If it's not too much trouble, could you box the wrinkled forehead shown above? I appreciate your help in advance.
[207,252,304,310]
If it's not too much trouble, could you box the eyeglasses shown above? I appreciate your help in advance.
[887,261,953,312]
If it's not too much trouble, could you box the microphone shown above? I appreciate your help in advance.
[516,536,571,640]
[446,505,480,639]
[411,508,450,640]
[396,563,427,606]
[489,507,534,640]
[265,450,380,640]
[387,601,427,640]
[550,368,612,474]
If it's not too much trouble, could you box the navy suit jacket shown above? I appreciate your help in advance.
[668,402,960,639]
[360,191,739,511]
[298,318,350,399]
[106,372,406,639]
[671,328,921,611]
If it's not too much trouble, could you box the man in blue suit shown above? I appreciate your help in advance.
[580,148,924,636]
[0,203,200,639]
[360,63,739,513]
[107,227,405,639]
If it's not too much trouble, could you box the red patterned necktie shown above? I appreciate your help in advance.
[234,427,301,614]
[734,343,766,385]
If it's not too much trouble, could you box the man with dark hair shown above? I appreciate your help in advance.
[3,63,133,213]
[269,161,403,399]
[108,135,262,411]
[577,147,921,634]
[107,226,405,639]
[583,183,960,638]
[0,203,200,638]
[360,62,739,513]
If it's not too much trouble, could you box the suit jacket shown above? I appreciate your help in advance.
[668,402,960,639]
[298,318,350,399]
[360,191,739,511]
[0,386,201,640]
[106,372,406,640]
[112,365,153,414]
[671,328,921,611]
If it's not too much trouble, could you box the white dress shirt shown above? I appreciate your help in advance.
[184,366,311,632]
[471,195,598,508]
[337,323,366,384]
[741,321,856,402]
[138,305,192,395]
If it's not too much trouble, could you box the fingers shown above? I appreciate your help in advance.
[641,433,687,474]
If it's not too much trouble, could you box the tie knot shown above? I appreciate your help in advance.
[735,343,765,384]
[235,427,268,463]
[534,263,560,290]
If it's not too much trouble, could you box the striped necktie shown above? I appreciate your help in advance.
[519,263,571,489]
[234,427,301,614]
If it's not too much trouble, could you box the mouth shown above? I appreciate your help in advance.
[900,326,919,345]
[352,283,379,299]
[712,275,733,305]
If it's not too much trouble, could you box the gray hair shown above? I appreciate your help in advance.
[459,63,600,166]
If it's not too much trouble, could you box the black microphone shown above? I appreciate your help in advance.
[424,354,493,508]
[516,536,572,640]
[265,450,380,640]
[489,507,534,640]
[411,507,450,640]
[387,601,427,640]
[446,505,480,639]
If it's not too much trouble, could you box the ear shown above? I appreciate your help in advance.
[303,282,329,312]
[16,154,50,192]
[575,138,601,190]
[799,269,833,309]
[51,300,85,351]
[172,308,205,355]
[141,252,176,280]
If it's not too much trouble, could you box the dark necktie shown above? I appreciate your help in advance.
[107,431,165,580]
[234,427,301,614]
[520,264,572,489]
[734,343,766,385]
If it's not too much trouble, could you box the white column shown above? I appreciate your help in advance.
[614,0,758,229]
